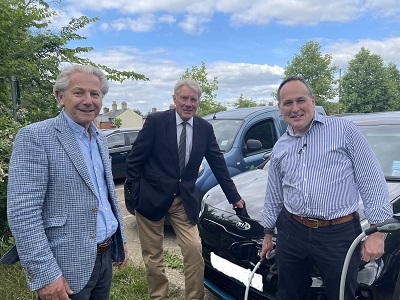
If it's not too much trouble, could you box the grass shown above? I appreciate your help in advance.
[0,259,183,300]
[163,249,185,272]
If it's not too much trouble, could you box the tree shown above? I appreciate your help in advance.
[340,48,399,113]
[233,94,263,108]
[0,0,149,235]
[133,108,143,116]
[284,41,338,114]
[114,118,122,128]
[180,62,226,117]
[0,0,149,124]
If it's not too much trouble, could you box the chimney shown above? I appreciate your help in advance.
[112,101,117,111]
[121,101,127,110]
[103,107,109,114]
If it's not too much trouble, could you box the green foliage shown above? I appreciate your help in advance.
[0,260,183,299]
[114,118,122,128]
[163,250,184,272]
[0,117,23,233]
[0,0,149,125]
[181,62,226,117]
[133,108,143,116]
[284,40,339,114]
[233,94,265,108]
[340,48,400,113]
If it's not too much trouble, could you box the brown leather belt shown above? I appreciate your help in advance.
[290,211,358,228]
[97,238,112,254]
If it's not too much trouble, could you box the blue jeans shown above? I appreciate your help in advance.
[275,208,362,300]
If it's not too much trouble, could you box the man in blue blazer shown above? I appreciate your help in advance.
[125,78,245,299]
[5,65,128,299]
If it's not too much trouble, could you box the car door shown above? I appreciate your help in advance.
[107,132,131,179]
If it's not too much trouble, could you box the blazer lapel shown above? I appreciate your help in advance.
[166,110,180,175]
[54,113,97,197]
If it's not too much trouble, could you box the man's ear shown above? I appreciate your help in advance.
[56,90,64,106]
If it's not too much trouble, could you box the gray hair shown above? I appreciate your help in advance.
[277,75,313,103]
[174,78,202,99]
[53,65,108,106]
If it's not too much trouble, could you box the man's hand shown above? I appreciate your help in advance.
[38,276,73,300]
[232,199,245,209]
[113,244,128,269]
[361,232,385,262]
[260,234,274,260]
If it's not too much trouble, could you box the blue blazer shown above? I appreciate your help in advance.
[125,109,241,224]
[4,112,126,292]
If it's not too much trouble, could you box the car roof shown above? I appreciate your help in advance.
[203,106,280,120]
[103,128,142,135]
[338,111,400,126]
[203,105,326,120]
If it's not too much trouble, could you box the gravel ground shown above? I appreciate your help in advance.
[115,181,219,300]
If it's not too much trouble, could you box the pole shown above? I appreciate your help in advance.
[10,75,19,122]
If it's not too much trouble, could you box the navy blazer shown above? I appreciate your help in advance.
[125,109,241,224]
[4,112,126,292]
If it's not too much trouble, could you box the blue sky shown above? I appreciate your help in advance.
[58,0,400,114]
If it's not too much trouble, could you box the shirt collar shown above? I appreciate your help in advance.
[62,110,99,138]
[286,110,326,137]
[175,111,193,127]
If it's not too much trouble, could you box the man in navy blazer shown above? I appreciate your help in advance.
[5,65,128,299]
[125,78,245,299]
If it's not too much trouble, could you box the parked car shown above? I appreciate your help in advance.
[199,111,400,300]
[104,128,141,179]
[196,106,327,199]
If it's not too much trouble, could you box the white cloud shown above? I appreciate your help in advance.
[65,0,367,31]
[326,37,400,68]
[365,0,400,18]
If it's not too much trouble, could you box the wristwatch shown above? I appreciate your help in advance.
[263,228,274,235]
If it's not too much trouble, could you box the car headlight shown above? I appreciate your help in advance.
[198,162,204,178]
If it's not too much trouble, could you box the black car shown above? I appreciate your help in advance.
[199,111,400,300]
[104,128,141,179]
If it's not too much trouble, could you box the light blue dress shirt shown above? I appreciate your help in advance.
[262,111,393,228]
[63,111,118,243]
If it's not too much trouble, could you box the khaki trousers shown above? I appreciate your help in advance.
[136,196,205,300]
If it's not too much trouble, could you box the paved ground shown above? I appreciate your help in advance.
[115,180,219,300]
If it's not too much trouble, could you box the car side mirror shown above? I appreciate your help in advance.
[243,139,262,154]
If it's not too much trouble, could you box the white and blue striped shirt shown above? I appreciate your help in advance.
[262,111,393,228]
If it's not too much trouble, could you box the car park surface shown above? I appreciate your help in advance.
[199,111,400,300]
[104,128,141,179]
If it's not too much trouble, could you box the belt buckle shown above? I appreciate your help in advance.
[305,217,319,228]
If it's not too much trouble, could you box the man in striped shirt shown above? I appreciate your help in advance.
[260,76,392,300]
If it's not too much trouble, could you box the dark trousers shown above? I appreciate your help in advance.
[39,249,113,300]
[275,208,362,300]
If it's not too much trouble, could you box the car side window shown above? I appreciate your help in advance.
[126,131,139,145]
[107,133,125,149]
[244,119,277,155]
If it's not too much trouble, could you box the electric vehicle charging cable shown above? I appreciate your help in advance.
[339,216,400,300]
[244,257,266,300]
[244,249,276,300]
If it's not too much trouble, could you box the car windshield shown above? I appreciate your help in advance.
[262,124,400,180]
[358,125,400,179]
[208,119,244,152]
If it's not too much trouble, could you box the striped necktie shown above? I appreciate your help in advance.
[178,122,187,176]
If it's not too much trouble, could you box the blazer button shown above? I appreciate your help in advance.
[179,179,182,182]
[90,233,96,239]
